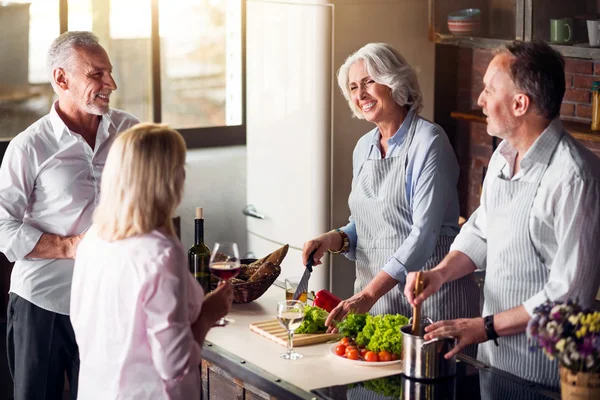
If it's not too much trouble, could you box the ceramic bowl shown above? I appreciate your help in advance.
[448,8,481,36]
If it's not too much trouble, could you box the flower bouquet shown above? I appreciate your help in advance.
[527,299,600,399]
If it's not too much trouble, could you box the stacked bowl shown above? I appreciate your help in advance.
[447,8,481,36]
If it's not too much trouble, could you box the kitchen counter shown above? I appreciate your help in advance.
[203,283,560,400]
[203,283,401,399]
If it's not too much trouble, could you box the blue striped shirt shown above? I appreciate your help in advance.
[341,110,460,282]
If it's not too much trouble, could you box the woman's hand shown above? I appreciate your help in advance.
[404,270,444,307]
[200,281,234,324]
[423,317,487,359]
[324,291,377,333]
[302,231,341,266]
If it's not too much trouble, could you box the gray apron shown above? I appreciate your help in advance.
[479,139,561,389]
[348,116,480,338]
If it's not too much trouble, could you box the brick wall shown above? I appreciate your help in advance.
[439,46,600,217]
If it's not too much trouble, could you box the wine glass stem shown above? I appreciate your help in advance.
[287,331,294,355]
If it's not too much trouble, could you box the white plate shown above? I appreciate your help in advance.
[329,343,402,367]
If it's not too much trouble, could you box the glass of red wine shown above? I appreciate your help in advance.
[209,241,241,326]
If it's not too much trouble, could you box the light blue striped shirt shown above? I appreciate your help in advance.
[341,110,460,282]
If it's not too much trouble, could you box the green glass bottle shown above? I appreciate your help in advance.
[188,207,211,293]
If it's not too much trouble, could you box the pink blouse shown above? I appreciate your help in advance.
[70,226,204,399]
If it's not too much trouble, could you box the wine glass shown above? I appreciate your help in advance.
[276,300,305,360]
[209,241,241,326]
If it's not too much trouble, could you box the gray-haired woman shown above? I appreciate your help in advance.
[302,43,480,343]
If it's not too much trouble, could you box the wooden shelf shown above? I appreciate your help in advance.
[435,34,600,61]
[450,110,600,143]
[435,34,511,50]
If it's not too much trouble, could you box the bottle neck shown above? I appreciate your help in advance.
[194,218,204,245]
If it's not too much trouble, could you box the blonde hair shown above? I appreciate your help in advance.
[94,123,187,241]
[337,43,423,118]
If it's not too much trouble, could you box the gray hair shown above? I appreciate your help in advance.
[47,31,101,91]
[337,43,423,118]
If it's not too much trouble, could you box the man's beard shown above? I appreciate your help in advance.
[73,90,110,115]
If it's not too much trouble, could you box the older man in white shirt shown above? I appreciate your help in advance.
[404,40,600,389]
[0,31,139,399]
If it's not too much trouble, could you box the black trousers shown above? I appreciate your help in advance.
[6,293,79,400]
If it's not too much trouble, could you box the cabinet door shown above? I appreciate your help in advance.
[531,0,599,46]
[432,0,519,40]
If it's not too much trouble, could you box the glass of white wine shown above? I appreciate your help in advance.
[276,300,305,360]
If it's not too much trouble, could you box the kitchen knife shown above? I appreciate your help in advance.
[293,249,317,301]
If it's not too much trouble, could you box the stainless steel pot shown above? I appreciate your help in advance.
[400,324,457,380]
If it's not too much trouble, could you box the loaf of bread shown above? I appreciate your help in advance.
[247,261,281,282]
[249,244,289,269]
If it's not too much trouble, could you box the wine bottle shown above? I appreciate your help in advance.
[188,207,211,294]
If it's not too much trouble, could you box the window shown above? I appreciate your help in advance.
[0,1,59,140]
[0,0,244,148]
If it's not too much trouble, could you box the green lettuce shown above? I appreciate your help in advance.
[336,312,368,338]
[338,313,409,356]
[362,314,409,355]
[296,305,329,334]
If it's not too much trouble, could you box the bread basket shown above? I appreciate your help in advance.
[211,258,281,303]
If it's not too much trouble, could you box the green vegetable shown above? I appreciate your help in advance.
[296,305,329,334]
[335,312,368,338]
[362,375,403,397]
[338,313,409,355]
[362,314,409,355]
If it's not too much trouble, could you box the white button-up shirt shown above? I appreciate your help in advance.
[71,227,204,399]
[451,119,600,314]
[0,102,139,314]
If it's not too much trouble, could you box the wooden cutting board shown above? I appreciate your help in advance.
[249,319,340,347]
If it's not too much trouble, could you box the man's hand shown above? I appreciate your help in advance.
[404,270,445,306]
[66,232,86,258]
[423,317,487,359]
[325,291,376,333]
[26,231,87,260]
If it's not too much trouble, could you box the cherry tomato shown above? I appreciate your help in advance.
[340,337,352,346]
[335,344,346,356]
[364,351,379,362]
[345,345,357,356]
[378,351,392,362]
[391,353,400,361]
[359,348,368,358]
[346,349,359,360]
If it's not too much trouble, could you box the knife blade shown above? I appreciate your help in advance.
[293,249,317,301]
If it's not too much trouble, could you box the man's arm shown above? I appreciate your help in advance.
[0,142,85,261]
[522,176,600,314]
[406,250,478,306]
[25,232,84,259]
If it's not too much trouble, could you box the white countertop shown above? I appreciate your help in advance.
[204,284,402,392]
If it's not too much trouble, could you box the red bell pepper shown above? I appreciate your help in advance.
[313,289,342,312]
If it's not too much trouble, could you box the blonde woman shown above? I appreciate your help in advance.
[70,123,233,399]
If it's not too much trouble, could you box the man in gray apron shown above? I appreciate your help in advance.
[405,40,600,389]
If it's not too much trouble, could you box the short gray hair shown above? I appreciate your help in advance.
[47,31,101,91]
[337,43,423,118]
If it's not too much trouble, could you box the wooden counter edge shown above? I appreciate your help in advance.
[202,341,319,400]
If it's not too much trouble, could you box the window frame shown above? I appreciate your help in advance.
[59,0,246,149]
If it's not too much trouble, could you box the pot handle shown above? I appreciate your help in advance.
[420,336,455,348]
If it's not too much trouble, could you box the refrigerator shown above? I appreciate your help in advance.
[245,0,435,299]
